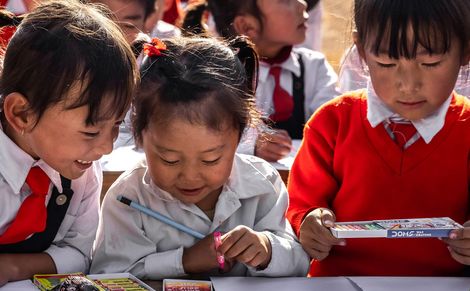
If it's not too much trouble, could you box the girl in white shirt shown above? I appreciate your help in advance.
[183,0,340,162]
[0,0,138,285]
[90,36,309,279]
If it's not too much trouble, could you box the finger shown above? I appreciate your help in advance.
[319,209,336,227]
[449,227,470,240]
[449,245,470,257]
[269,131,292,148]
[233,244,260,266]
[442,237,470,249]
[223,231,253,259]
[256,147,285,162]
[219,227,247,254]
[304,245,330,261]
[448,247,470,265]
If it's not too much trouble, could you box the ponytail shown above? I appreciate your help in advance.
[181,1,209,36]
[0,9,23,27]
[229,36,258,94]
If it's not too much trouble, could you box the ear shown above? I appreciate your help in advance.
[2,92,36,134]
[233,15,260,40]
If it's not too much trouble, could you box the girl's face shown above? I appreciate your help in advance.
[361,36,469,121]
[254,0,308,57]
[142,118,239,211]
[20,92,124,180]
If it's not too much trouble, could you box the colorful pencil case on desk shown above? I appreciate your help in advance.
[330,217,463,238]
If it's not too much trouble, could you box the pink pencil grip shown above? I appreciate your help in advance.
[213,231,225,269]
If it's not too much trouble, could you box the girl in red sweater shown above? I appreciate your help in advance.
[287,0,470,276]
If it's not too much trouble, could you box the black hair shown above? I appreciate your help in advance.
[132,35,260,145]
[0,0,139,126]
[354,0,470,59]
[182,0,262,39]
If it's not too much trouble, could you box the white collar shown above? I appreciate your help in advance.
[366,81,451,143]
[259,50,301,83]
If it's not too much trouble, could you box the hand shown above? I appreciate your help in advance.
[219,225,272,269]
[255,129,292,162]
[298,208,346,261]
[182,233,233,274]
[442,220,470,265]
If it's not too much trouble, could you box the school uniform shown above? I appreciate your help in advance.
[0,127,101,273]
[238,47,339,154]
[287,84,470,276]
[90,154,310,279]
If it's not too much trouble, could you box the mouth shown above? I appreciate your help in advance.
[178,187,204,197]
[397,100,426,106]
[74,159,93,170]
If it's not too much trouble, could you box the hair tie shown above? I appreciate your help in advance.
[143,38,167,57]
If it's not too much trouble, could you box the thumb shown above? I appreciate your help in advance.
[320,208,336,227]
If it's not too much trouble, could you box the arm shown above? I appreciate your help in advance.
[90,182,187,279]
[0,253,55,286]
[235,167,310,277]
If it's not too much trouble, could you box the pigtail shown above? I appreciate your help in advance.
[229,36,259,95]
[181,1,208,36]
[0,9,23,27]
[131,32,152,59]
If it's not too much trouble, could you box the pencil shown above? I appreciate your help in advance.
[117,195,205,239]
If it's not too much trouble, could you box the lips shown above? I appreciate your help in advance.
[178,187,204,197]
[74,159,93,170]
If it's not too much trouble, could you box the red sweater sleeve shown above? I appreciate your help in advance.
[287,97,348,235]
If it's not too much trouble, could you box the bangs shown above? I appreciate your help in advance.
[355,0,467,59]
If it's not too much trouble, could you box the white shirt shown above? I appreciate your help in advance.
[238,47,340,154]
[90,154,310,279]
[0,128,101,273]
[366,82,452,144]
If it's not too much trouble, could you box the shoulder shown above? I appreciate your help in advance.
[305,90,367,132]
[291,46,327,62]
[228,154,283,198]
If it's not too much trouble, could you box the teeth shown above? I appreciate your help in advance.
[76,160,92,165]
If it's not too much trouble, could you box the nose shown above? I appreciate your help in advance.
[298,0,308,15]
[179,162,201,183]
[397,65,422,94]
[94,128,116,156]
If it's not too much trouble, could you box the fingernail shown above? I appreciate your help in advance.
[339,240,346,246]
[324,220,333,226]
[450,232,457,239]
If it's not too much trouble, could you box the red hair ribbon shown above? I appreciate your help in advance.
[143,38,167,57]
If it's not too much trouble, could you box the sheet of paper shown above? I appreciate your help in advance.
[348,276,470,291]
[0,280,37,291]
[270,139,302,171]
[210,276,359,291]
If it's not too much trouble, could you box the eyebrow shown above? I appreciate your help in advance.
[155,144,225,154]
[122,14,143,21]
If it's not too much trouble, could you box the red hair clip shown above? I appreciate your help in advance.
[143,38,167,57]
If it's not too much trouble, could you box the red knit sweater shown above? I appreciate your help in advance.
[287,91,470,276]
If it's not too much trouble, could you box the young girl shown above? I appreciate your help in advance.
[90,36,309,279]
[183,0,339,162]
[287,0,470,276]
[0,0,138,284]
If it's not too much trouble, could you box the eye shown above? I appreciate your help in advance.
[422,61,441,67]
[81,131,100,138]
[376,62,396,68]
[202,157,221,165]
[160,157,179,165]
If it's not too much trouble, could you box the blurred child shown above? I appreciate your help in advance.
[287,0,470,276]
[90,36,309,279]
[184,0,339,162]
[0,0,137,285]
[89,0,155,45]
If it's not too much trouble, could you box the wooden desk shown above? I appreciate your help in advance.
[101,140,300,200]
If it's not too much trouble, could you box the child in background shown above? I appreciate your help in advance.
[0,0,137,285]
[287,0,470,276]
[183,0,339,162]
[90,36,309,279]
